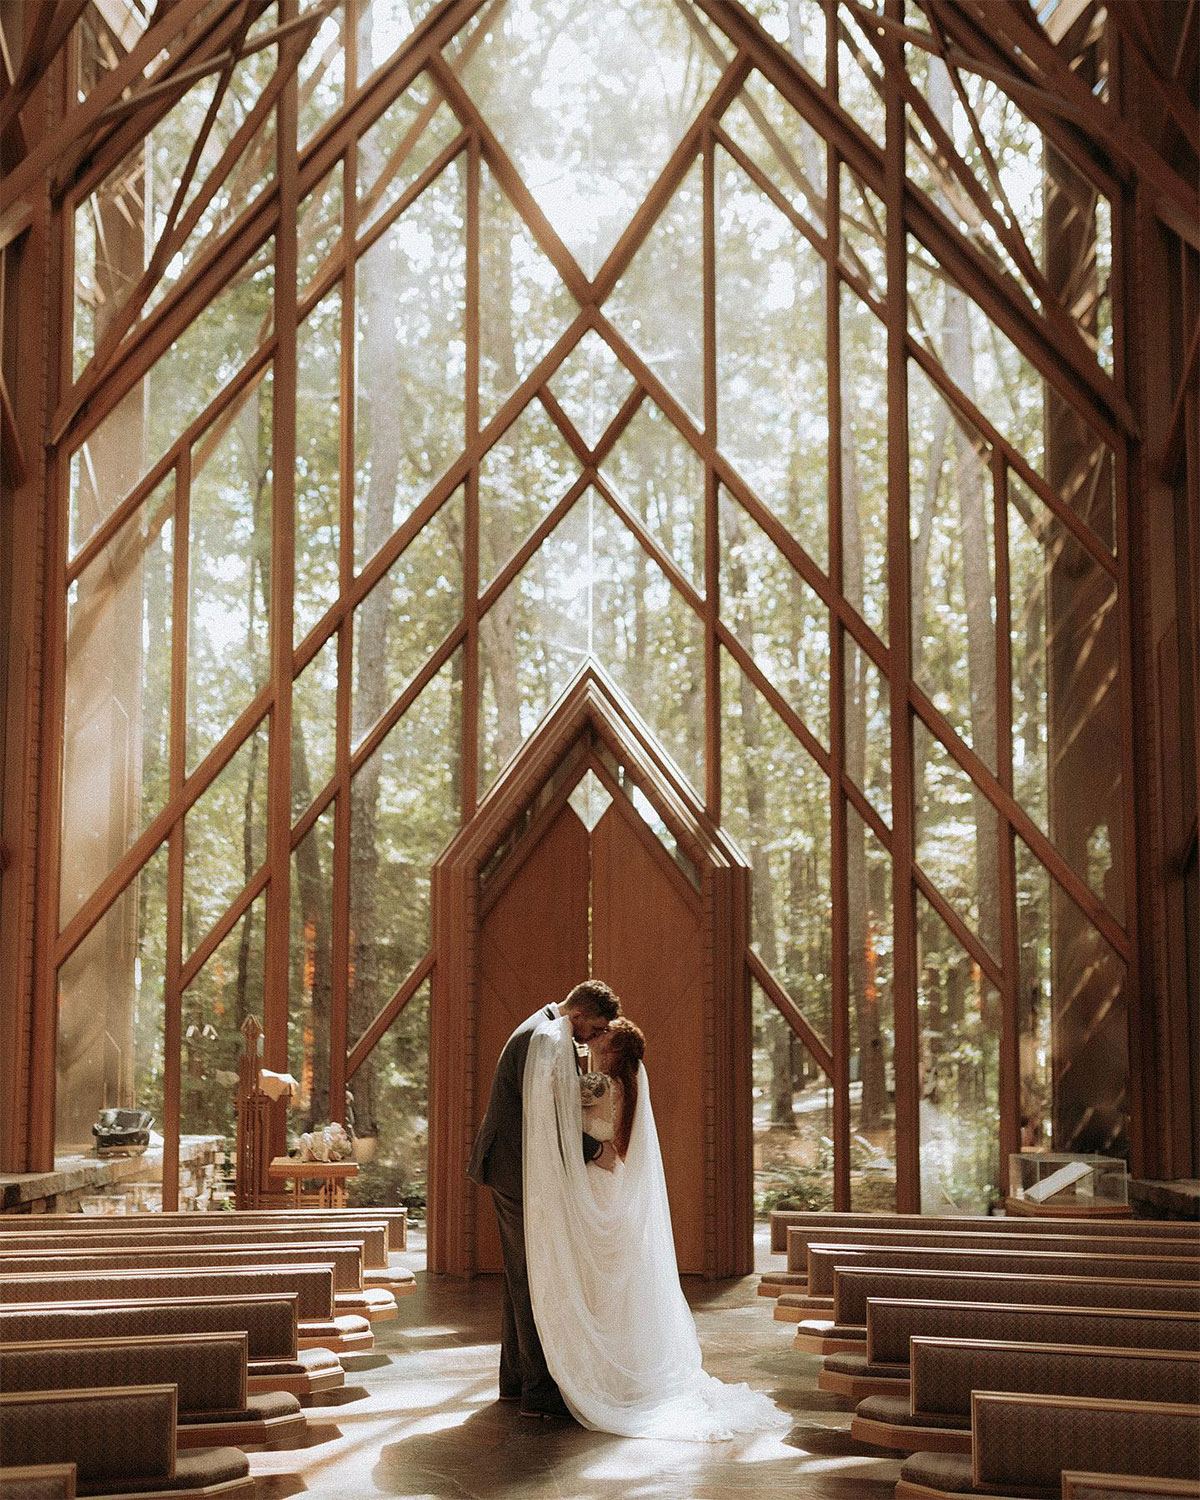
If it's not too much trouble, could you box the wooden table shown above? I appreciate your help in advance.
[267,1155,359,1208]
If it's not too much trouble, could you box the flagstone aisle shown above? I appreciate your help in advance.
[250,1229,903,1500]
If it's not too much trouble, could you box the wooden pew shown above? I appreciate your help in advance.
[1061,1474,1200,1498]
[0,1465,76,1499]
[0,1220,415,1295]
[0,1207,408,1252]
[781,1244,1200,1315]
[0,1385,254,1498]
[0,1294,344,1399]
[818,1300,1200,1399]
[766,1211,1200,1255]
[895,1393,1200,1500]
[0,1265,373,1352]
[850,1340,1200,1455]
[0,1218,404,1276]
[782,1225,1200,1283]
[0,1334,306,1450]
[0,1242,401,1320]
[792,1267,1200,1354]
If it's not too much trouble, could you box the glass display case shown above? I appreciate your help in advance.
[1006,1152,1131,1216]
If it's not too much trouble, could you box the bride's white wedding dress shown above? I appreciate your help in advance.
[521,1015,789,1441]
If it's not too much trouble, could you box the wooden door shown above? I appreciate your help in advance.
[591,800,706,1273]
[473,804,589,1272]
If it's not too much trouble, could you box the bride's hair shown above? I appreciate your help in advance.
[604,1017,645,1158]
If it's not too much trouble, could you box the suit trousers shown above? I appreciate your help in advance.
[491,1186,559,1406]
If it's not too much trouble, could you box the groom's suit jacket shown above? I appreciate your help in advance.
[467,1005,601,1200]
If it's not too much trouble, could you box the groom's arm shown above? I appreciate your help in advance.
[581,1130,602,1163]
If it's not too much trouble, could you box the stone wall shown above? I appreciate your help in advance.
[0,1136,228,1214]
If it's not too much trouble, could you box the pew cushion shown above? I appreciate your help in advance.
[900,1449,1019,1496]
[858,1394,969,1432]
[250,1346,340,1377]
[80,1447,250,1496]
[823,1352,908,1380]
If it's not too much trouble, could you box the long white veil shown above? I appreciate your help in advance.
[522,1016,788,1440]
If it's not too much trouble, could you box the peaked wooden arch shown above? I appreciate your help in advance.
[428,663,753,1279]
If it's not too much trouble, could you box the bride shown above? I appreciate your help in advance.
[521,1012,789,1440]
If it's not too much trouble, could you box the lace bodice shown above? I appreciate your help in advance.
[580,1071,619,1143]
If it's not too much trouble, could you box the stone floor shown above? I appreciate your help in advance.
[250,1229,903,1500]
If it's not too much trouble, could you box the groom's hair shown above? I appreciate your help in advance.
[563,979,621,1022]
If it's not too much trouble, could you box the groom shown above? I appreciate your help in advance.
[467,979,622,1418]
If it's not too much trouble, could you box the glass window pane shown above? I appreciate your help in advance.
[591,495,705,793]
[346,978,430,1202]
[1009,472,1124,920]
[60,475,174,928]
[908,360,997,769]
[719,71,826,236]
[720,490,829,749]
[600,398,705,587]
[70,237,275,559]
[479,164,578,428]
[907,238,1115,548]
[352,491,464,749]
[184,720,269,959]
[848,805,896,1211]
[55,845,168,1156]
[291,806,335,1128]
[181,894,265,1157]
[298,5,345,148]
[479,405,578,593]
[717,146,828,573]
[736,0,825,85]
[295,290,342,648]
[349,655,461,1053]
[752,978,834,1217]
[841,165,886,302]
[840,283,888,641]
[1016,838,1129,1157]
[917,893,1001,1213]
[607,158,704,423]
[837,14,886,147]
[479,498,591,798]
[357,0,441,87]
[354,160,465,575]
[451,0,724,279]
[915,719,1001,958]
[356,75,461,235]
[546,329,636,450]
[722,648,832,1048]
[843,635,891,828]
[292,635,338,821]
[299,164,344,301]
[717,144,828,573]
[187,369,273,771]
[904,52,1113,371]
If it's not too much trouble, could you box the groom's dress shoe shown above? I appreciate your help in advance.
[518,1396,574,1421]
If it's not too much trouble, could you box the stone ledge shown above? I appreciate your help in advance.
[1,1136,224,1213]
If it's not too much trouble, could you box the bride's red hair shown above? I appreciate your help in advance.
[605,1017,645,1158]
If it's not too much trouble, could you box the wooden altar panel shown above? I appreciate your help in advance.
[474,803,590,1272]
[590,801,706,1273]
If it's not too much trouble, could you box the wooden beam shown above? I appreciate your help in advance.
[748,947,834,1077]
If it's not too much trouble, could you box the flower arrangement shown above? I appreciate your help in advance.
[294,1122,353,1162]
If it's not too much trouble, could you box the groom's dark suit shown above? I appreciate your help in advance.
[467,1004,602,1409]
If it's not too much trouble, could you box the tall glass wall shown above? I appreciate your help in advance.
[52,0,1131,1211]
